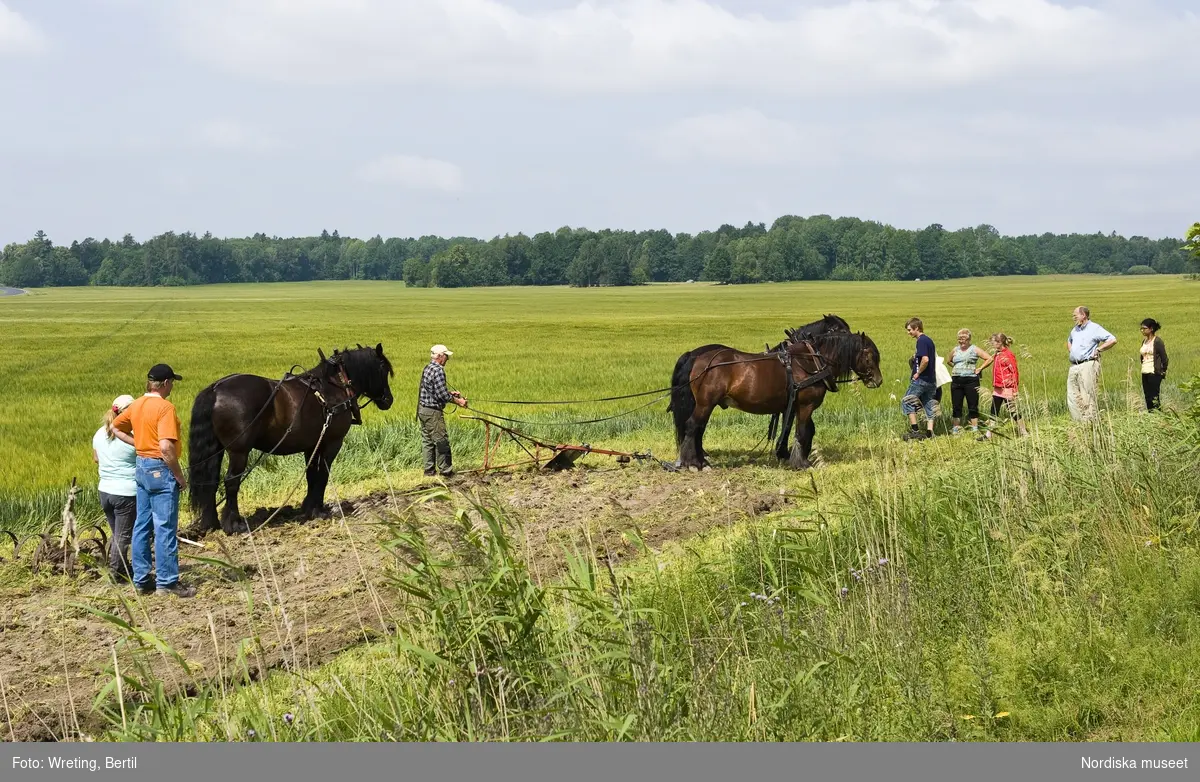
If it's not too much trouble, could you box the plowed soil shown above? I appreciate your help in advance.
[1,462,794,741]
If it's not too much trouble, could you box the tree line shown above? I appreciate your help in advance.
[2,216,1196,290]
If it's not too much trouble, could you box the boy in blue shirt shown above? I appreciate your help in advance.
[901,317,937,441]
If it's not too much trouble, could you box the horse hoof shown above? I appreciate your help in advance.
[701,464,713,472]
[220,517,247,535]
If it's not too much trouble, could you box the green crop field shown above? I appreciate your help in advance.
[4,275,1200,743]
[1,276,1196,532]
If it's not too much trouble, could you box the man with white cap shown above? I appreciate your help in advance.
[417,345,468,477]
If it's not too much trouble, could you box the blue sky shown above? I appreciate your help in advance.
[1,0,1197,245]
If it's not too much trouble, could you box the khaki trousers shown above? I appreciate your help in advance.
[1066,360,1101,421]
[417,407,453,473]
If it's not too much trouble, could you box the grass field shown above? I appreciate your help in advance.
[2,276,1196,533]
[3,276,1200,742]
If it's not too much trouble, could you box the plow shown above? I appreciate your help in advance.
[1,478,111,575]
[465,416,674,474]
[1,477,203,576]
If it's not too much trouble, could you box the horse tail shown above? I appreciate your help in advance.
[188,385,223,516]
[669,351,697,446]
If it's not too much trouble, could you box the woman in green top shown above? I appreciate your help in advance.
[948,329,993,435]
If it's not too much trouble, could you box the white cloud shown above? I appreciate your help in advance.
[174,0,1198,95]
[356,155,465,192]
[0,1,45,54]
[648,109,1200,168]
[647,109,821,165]
[194,119,281,152]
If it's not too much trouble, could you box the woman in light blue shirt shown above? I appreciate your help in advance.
[92,395,137,581]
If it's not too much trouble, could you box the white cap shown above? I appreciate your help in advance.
[112,394,135,413]
[430,344,453,356]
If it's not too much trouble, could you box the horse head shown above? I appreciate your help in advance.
[336,343,395,410]
[851,333,884,388]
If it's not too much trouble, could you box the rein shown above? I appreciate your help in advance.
[463,337,868,430]
[462,352,787,428]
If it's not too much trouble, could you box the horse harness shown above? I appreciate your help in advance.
[766,337,840,455]
[287,349,363,426]
[769,337,840,394]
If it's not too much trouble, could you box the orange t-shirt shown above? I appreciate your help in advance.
[112,393,182,459]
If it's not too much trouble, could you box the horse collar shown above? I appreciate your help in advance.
[329,363,362,424]
[336,364,356,397]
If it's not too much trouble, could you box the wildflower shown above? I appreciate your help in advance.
[739,601,748,607]
[878,558,888,566]
[447,679,455,686]
[247,729,256,738]
[889,394,897,401]
[283,713,294,725]
[840,587,849,597]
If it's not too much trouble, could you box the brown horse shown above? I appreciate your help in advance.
[187,344,394,535]
[669,320,883,469]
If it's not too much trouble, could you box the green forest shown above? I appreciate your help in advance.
[2,216,1196,289]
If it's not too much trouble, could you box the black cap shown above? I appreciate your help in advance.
[148,363,183,381]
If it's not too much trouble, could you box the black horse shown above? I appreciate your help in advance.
[188,344,394,535]
[669,315,883,469]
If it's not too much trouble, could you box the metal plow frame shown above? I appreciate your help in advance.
[463,416,665,474]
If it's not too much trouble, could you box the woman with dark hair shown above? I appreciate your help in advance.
[1139,318,1168,411]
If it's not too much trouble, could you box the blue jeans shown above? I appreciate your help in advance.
[901,379,937,419]
[133,457,181,589]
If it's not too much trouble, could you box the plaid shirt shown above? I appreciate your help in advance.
[418,361,454,410]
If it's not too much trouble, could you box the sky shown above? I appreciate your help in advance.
[1,0,1197,245]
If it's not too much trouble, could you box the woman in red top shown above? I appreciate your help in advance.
[980,333,1028,440]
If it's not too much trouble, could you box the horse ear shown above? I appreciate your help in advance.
[375,342,384,356]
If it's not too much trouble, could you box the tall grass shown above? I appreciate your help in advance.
[85,401,1200,742]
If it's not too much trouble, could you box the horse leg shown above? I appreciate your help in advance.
[695,412,714,469]
[219,450,250,534]
[302,440,344,520]
[800,416,816,464]
[186,453,223,537]
[774,407,796,461]
[691,404,719,469]
[300,450,325,520]
[678,406,712,469]
[788,407,815,470]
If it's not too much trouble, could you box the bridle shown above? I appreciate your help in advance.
[298,349,376,426]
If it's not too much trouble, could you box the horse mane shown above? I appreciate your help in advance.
[788,330,864,381]
[773,314,852,352]
[326,344,394,379]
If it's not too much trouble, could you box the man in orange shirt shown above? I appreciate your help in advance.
[112,364,195,598]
